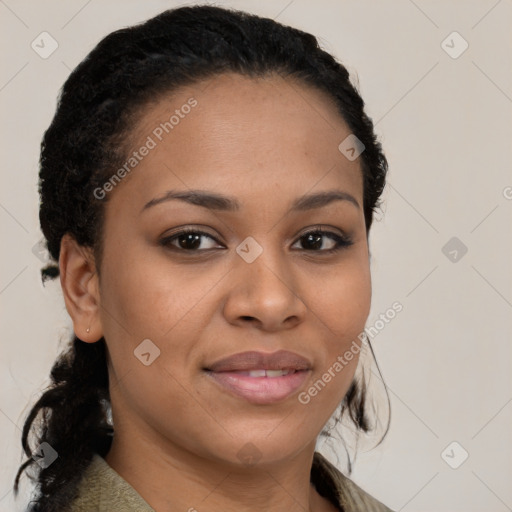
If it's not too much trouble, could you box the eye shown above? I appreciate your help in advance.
[159,228,224,252]
[159,226,353,254]
[292,227,353,253]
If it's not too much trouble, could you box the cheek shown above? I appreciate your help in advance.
[315,254,371,338]
[309,253,371,394]
[98,243,203,337]
[97,243,227,388]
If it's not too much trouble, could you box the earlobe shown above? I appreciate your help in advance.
[59,234,102,343]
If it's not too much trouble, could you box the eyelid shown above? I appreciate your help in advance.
[295,224,348,239]
[160,227,224,249]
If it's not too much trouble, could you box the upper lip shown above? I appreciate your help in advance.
[205,350,312,372]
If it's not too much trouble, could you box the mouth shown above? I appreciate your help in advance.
[203,350,312,405]
[227,369,298,377]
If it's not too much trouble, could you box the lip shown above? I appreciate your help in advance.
[205,350,312,373]
[204,350,312,405]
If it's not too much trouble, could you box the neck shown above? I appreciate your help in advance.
[104,428,334,512]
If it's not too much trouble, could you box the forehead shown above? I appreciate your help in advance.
[109,72,363,210]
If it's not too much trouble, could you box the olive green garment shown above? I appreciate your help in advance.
[68,452,394,511]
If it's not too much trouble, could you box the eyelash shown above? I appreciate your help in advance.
[159,226,353,255]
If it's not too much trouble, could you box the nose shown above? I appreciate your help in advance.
[222,245,308,331]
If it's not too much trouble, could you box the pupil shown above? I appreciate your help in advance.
[306,233,322,250]
[180,234,200,249]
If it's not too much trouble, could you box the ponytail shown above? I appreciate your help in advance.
[14,337,112,511]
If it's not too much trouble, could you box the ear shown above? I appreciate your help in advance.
[59,234,102,343]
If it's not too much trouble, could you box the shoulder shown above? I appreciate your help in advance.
[312,451,394,512]
[68,453,155,512]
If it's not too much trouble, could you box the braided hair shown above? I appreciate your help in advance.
[14,5,388,511]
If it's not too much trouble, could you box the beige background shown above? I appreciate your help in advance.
[1,1,511,511]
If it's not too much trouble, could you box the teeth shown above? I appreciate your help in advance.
[248,369,267,377]
[246,369,293,377]
[266,369,290,377]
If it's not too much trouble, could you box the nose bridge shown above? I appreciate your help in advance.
[224,234,307,328]
[238,232,291,288]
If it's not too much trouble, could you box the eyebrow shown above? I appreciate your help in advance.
[141,189,360,214]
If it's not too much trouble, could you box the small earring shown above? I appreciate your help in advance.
[86,327,90,333]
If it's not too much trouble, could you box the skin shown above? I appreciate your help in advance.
[60,73,371,512]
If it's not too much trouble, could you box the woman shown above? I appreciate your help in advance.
[14,5,392,511]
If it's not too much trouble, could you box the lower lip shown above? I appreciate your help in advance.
[205,370,310,405]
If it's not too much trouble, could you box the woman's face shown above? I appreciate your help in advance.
[96,73,371,466]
